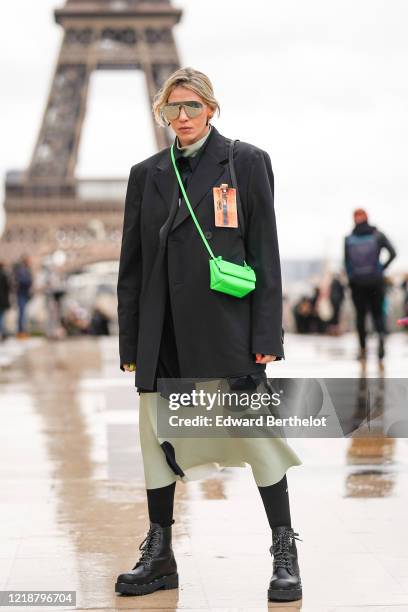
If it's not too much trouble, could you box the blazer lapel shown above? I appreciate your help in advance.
[152,154,180,249]
[152,125,230,236]
[153,156,178,215]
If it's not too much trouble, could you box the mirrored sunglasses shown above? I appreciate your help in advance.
[162,100,204,121]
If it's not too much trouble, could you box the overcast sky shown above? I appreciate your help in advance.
[1,0,407,269]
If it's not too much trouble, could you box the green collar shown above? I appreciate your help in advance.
[176,125,213,158]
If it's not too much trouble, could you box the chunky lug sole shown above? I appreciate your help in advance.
[268,585,302,602]
[115,572,179,596]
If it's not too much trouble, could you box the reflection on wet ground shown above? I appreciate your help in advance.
[0,332,408,611]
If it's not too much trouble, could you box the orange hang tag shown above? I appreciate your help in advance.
[213,183,238,228]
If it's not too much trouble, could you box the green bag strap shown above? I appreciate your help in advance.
[170,143,216,261]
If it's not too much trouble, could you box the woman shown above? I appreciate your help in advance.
[115,67,303,602]
[13,255,33,338]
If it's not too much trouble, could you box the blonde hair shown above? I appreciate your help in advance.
[152,66,221,127]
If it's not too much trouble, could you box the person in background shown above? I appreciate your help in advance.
[329,273,345,328]
[293,296,315,334]
[13,255,33,338]
[344,208,396,365]
[400,274,408,319]
[382,276,394,335]
[88,308,110,335]
[0,262,11,341]
[37,259,67,339]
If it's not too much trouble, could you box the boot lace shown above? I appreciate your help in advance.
[133,526,162,569]
[270,529,302,574]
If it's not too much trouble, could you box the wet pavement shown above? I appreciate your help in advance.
[0,332,408,611]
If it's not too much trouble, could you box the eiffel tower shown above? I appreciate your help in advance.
[0,0,182,270]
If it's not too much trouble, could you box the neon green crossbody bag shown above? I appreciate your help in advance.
[170,140,256,298]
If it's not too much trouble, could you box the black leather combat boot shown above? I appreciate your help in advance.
[115,520,178,596]
[267,525,303,602]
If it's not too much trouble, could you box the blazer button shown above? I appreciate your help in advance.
[204,231,213,239]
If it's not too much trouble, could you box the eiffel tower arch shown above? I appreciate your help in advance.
[0,0,182,272]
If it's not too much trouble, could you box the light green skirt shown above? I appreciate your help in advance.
[138,378,303,489]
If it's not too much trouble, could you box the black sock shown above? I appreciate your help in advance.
[257,474,292,529]
[146,481,176,527]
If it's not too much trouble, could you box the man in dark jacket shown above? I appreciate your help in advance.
[13,255,33,337]
[0,262,11,340]
[344,208,396,363]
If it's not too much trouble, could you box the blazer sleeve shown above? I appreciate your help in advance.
[377,230,397,270]
[245,149,285,359]
[117,164,143,370]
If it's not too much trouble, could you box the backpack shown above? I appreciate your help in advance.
[345,231,382,281]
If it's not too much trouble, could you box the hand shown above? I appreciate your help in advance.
[122,363,136,372]
[255,354,277,364]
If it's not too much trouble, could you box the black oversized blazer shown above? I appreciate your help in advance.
[117,124,285,390]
